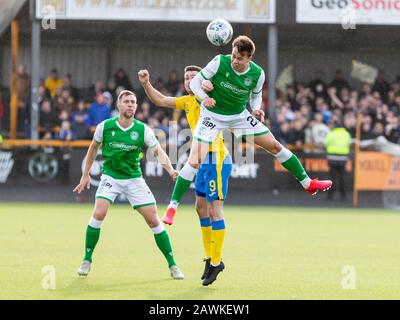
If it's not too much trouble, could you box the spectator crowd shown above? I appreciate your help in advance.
[5,66,400,148]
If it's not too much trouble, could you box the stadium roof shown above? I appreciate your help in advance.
[0,0,26,36]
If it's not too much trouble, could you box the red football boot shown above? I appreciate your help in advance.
[306,178,333,196]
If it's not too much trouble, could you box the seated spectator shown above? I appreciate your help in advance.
[372,122,385,138]
[39,100,57,139]
[275,122,294,145]
[45,68,64,97]
[103,91,113,109]
[71,101,91,126]
[89,93,111,126]
[58,120,73,141]
[58,110,70,126]
[71,112,92,140]
[54,89,76,115]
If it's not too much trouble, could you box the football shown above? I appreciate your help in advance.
[206,19,233,46]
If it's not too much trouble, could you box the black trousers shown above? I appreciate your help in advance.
[328,162,347,199]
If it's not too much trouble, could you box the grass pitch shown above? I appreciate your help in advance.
[1,202,400,300]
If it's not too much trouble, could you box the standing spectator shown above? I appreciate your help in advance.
[310,112,330,148]
[45,68,64,97]
[309,70,327,98]
[291,119,306,147]
[385,111,400,143]
[39,100,57,139]
[165,70,180,96]
[329,69,350,93]
[373,70,391,103]
[325,121,352,201]
[16,64,30,108]
[63,74,79,102]
[88,93,111,126]
[87,80,105,102]
[114,68,133,90]
[71,112,92,140]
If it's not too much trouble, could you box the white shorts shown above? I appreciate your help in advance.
[95,174,156,209]
[193,106,270,144]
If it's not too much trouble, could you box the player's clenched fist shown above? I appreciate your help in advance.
[201,80,214,92]
[73,175,91,194]
[202,97,216,108]
[138,70,150,84]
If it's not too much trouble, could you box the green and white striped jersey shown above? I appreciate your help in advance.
[94,117,158,179]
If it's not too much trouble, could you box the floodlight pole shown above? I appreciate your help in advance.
[267,24,278,124]
[30,0,40,140]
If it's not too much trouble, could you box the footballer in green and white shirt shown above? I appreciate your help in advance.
[73,90,184,280]
[164,37,333,266]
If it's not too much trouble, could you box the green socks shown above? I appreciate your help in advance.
[154,230,176,267]
[281,154,308,182]
[170,163,199,204]
[84,225,100,262]
[171,176,192,203]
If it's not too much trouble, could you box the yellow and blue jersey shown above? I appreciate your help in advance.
[175,95,232,201]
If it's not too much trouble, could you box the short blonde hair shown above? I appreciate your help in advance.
[117,90,136,104]
[232,35,255,56]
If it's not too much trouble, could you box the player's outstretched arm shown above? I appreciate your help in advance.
[151,144,179,181]
[138,69,176,108]
[73,139,101,193]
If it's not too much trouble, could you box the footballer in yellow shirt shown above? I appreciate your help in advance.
[138,66,232,286]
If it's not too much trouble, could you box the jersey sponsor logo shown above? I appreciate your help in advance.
[202,117,216,130]
[220,81,249,95]
[101,180,112,189]
[130,131,139,141]
[108,142,138,150]
[244,77,253,86]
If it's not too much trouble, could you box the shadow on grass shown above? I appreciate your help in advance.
[58,277,171,298]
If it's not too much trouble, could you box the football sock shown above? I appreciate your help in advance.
[200,217,212,258]
[275,147,310,187]
[152,224,177,268]
[84,217,103,262]
[210,219,226,266]
[170,164,198,204]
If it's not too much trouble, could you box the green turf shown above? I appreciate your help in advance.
[1,202,400,300]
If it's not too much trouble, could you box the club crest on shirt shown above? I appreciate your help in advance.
[244,77,253,86]
[111,131,115,137]
[130,131,139,141]
[225,72,230,78]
